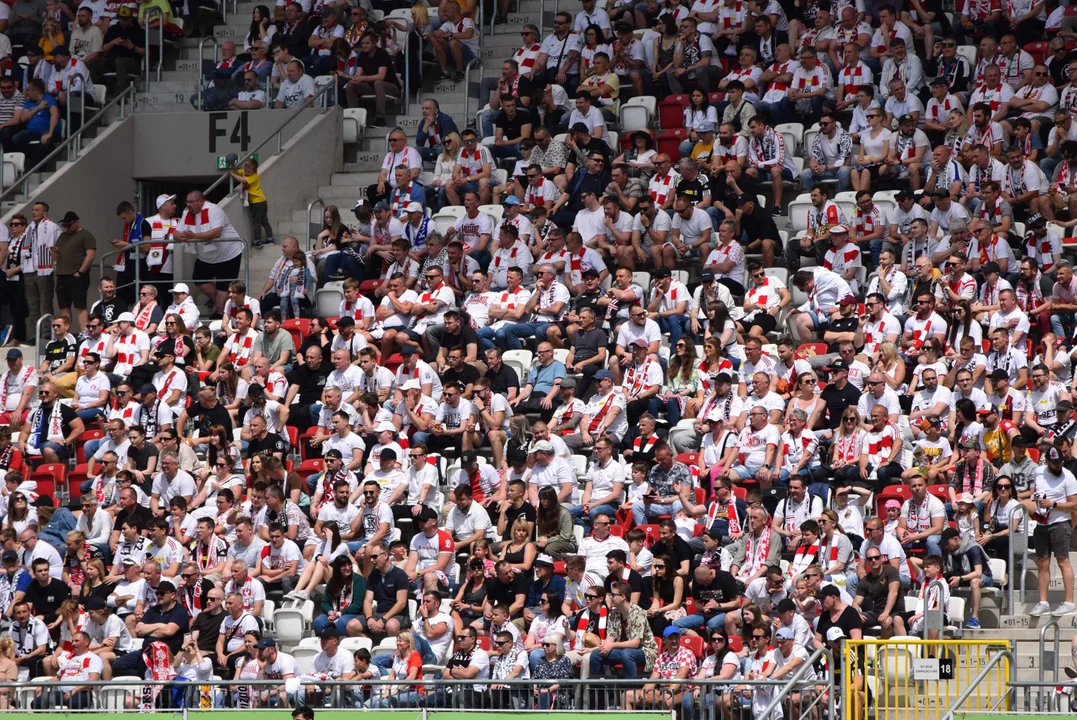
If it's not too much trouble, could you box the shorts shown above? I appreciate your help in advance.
[55,273,91,310]
[805,310,830,330]
[741,313,778,335]
[731,463,763,480]
[193,255,243,292]
[1033,522,1072,559]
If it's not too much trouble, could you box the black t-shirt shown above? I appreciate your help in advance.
[495,109,531,141]
[569,291,604,318]
[690,570,740,614]
[441,363,480,390]
[368,566,409,614]
[355,47,399,87]
[103,23,145,60]
[484,574,529,615]
[816,604,863,644]
[186,401,234,436]
[503,500,536,533]
[24,578,71,623]
[485,363,520,399]
[286,361,331,405]
[820,381,863,429]
[650,536,693,573]
[604,567,650,608]
[30,403,79,445]
[246,432,286,459]
[440,326,480,356]
[191,607,226,654]
[854,565,899,616]
[571,327,608,363]
[43,336,76,373]
[115,503,153,534]
[90,297,129,325]
[676,175,712,205]
[828,316,860,350]
[139,601,191,654]
[127,442,159,473]
[738,202,781,250]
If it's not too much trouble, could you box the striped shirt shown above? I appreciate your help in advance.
[0,91,25,125]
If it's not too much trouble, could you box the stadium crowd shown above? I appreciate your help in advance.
[5,0,1077,714]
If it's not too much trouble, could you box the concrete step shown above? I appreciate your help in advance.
[145,80,200,92]
[135,90,195,110]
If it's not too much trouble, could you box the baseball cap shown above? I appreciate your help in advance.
[401,378,421,390]
[957,492,974,504]
[60,211,79,225]
[156,194,176,209]
[324,449,343,459]
[399,345,417,355]
[775,627,795,640]
[830,224,849,234]
[157,580,176,594]
[116,312,135,323]
[534,553,555,568]
[960,438,980,449]
[594,369,613,381]
[570,122,590,134]
[5,349,19,361]
[460,451,478,466]
[374,421,397,433]
[1028,213,1047,228]
[502,196,521,206]
[990,368,1010,381]
[404,201,423,213]
[982,261,1001,275]
[828,360,849,372]
[373,200,391,212]
[898,113,915,124]
[697,121,716,133]
[561,377,577,389]
[256,638,277,649]
[85,597,106,611]
[170,283,190,294]
[701,270,715,283]
[826,627,846,642]
[416,506,439,523]
[655,267,672,278]
[714,372,733,384]
[319,626,340,639]
[884,499,901,509]
[1,550,16,563]
[52,45,70,57]
[837,295,857,306]
[531,439,555,453]
[1047,446,1064,463]
[139,383,157,395]
[631,338,649,348]
[663,626,682,638]
[932,188,950,198]
[736,193,755,206]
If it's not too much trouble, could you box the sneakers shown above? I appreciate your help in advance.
[965,617,980,629]
[1030,601,1051,616]
[1052,601,1077,616]
[0,326,11,347]
[291,589,310,601]
[771,206,783,217]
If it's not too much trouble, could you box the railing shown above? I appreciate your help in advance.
[758,646,834,720]
[97,237,251,302]
[0,676,830,713]
[1009,679,1077,714]
[939,649,1017,720]
[305,198,325,252]
[144,6,164,85]
[1037,618,1061,711]
[403,30,413,115]
[195,36,222,112]
[1007,502,1030,615]
[203,79,338,200]
[463,57,482,135]
[33,313,53,367]
[220,0,237,22]
[539,0,546,36]
[0,85,135,206]
[63,77,87,162]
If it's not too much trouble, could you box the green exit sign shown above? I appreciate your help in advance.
[215,153,258,169]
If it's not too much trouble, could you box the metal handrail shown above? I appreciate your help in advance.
[97,236,251,301]
[33,313,53,366]
[203,79,338,199]
[462,57,481,135]
[1037,618,1061,711]
[62,76,86,162]
[195,35,222,111]
[0,85,135,207]
[539,0,546,36]
[1007,502,1030,615]
[143,6,164,85]
[940,649,1016,720]
[403,28,412,115]
[758,646,833,720]
[306,198,325,252]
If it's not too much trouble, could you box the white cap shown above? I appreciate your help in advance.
[401,379,421,391]
[826,627,846,642]
[404,201,423,213]
[374,421,397,433]
[156,193,176,210]
[531,439,554,453]
[116,312,135,322]
[170,283,190,294]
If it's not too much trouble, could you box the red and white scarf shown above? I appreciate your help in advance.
[226,331,256,366]
[571,605,608,650]
[140,641,175,710]
[739,525,772,580]
[789,540,839,578]
[587,392,617,434]
[706,497,742,535]
[632,434,659,455]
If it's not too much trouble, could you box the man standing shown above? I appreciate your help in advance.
[25,201,60,343]
[175,191,244,317]
[1026,446,1077,617]
[50,211,96,332]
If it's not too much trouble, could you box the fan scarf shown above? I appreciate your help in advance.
[789,540,839,578]
[739,525,772,580]
[140,641,175,710]
[706,498,741,535]
[587,392,617,434]
[571,605,607,650]
[27,402,64,449]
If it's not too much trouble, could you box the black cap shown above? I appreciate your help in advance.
[508,449,528,466]
[140,383,157,394]
[714,372,733,384]
[581,267,600,279]
[701,270,715,283]
[60,211,79,224]
[930,78,948,86]
[416,506,439,523]
[655,267,671,279]
[990,368,1010,381]
[157,580,177,593]
[399,344,417,355]
[736,193,755,206]
[570,122,590,134]
[85,597,107,611]
[828,360,849,372]
[1047,446,1064,464]
[982,261,1001,275]
[1028,213,1047,228]
[380,448,397,461]
[324,448,343,459]
[319,626,341,639]
[460,452,478,467]
[932,188,949,198]
[52,45,70,57]
[1,550,16,563]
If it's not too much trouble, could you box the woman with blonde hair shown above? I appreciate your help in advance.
[875,341,906,392]
[784,371,824,429]
[433,132,462,210]
[372,630,424,708]
[78,557,112,607]
[832,406,869,488]
[944,109,969,158]
[0,636,16,708]
[498,517,536,575]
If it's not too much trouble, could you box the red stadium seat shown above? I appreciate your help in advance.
[677,452,699,468]
[657,129,689,160]
[282,319,310,351]
[298,459,325,476]
[680,635,704,659]
[29,463,65,498]
[658,95,690,128]
[927,484,949,502]
[75,430,105,464]
[638,524,660,546]
[732,486,747,501]
[796,342,829,359]
[1025,41,1049,65]
[476,636,491,651]
[609,525,625,538]
[1028,447,1040,462]
[67,470,87,502]
[684,597,699,617]
[875,486,912,516]
[728,636,743,653]
[554,560,566,576]
[359,279,384,295]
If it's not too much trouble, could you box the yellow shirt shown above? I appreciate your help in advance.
[691,140,716,164]
[238,170,266,204]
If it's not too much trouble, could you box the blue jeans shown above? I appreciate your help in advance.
[589,647,647,679]
[755,101,788,125]
[476,326,496,351]
[657,314,689,349]
[633,498,683,526]
[325,252,361,281]
[75,407,105,424]
[674,612,726,633]
[528,647,544,672]
[666,396,684,426]
[495,322,555,350]
[799,166,853,192]
[312,612,363,635]
[40,506,77,553]
[569,502,619,527]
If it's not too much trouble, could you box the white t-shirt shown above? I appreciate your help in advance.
[1031,466,1077,525]
[276,74,315,108]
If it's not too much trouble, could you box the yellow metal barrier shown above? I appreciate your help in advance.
[842,639,1013,720]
